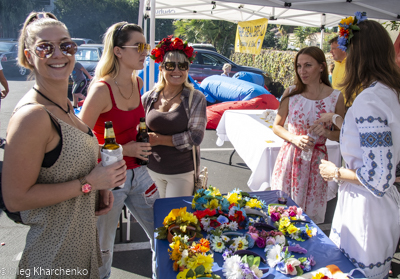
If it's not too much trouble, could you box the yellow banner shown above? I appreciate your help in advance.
[235,18,269,54]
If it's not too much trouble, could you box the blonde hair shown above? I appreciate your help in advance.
[18,12,65,78]
[153,51,195,93]
[91,22,143,88]
[222,63,232,71]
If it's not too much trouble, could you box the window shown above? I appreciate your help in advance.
[76,49,100,61]
[201,53,227,66]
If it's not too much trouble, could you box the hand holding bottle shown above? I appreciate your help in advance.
[86,160,127,191]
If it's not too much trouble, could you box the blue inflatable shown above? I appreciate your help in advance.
[138,57,159,94]
[200,75,271,103]
[232,71,264,87]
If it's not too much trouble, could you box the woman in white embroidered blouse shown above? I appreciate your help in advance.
[318,17,400,279]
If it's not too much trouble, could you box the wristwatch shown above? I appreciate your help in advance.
[78,176,92,194]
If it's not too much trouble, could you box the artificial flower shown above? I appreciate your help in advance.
[211,236,226,252]
[222,255,243,278]
[266,244,282,267]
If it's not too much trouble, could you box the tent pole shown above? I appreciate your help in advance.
[143,17,148,93]
[149,0,156,91]
[320,13,326,50]
[138,0,144,27]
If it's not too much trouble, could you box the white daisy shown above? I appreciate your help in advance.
[228,221,238,231]
[275,235,286,245]
[221,235,230,242]
[230,236,248,251]
[211,236,226,253]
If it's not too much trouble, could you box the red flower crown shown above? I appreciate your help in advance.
[150,36,196,64]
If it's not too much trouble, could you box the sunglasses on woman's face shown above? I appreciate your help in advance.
[163,62,189,71]
[121,43,151,54]
[29,41,78,59]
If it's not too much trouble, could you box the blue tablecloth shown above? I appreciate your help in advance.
[154,191,365,278]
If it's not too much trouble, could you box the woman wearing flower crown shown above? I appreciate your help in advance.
[270,46,345,224]
[80,22,159,279]
[142,36,207,198]
[318,13,400,279]
[2,12,127,278]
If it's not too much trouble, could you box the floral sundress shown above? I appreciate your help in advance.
[271,87,340,224]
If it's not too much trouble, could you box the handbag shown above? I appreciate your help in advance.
[188,90,208,195]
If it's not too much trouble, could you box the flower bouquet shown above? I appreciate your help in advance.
[193,204,247,232]
[192,186,230,211]
[276,217,317,241]
[222,250,265,279]
[266,243,316,276]
[169,235,214,273]
[155,207,202,242]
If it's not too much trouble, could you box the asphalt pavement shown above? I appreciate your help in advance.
[0,74,398,278]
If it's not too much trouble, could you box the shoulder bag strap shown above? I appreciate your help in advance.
[188,90,197,177]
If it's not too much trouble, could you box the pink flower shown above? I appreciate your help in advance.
[265,237,276,246]
[249,233,259,241]
[271,212,281,222]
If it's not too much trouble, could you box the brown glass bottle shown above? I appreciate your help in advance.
[102,121,120,151]
[136,117,149,165]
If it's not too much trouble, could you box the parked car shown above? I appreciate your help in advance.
[190,43,217,52]
[71,38,96,46]
[189,48,267,83]
[68,45,103,98]
[0,41,28,76]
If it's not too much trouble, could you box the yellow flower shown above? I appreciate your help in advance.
[177,269,195,279]
[287,224,299,235]
[163,207,187,226]
[169,240,182,261]
[280,217,290,227]
[311,272,326,279]
[226,192,240,204]
[208,199,219,209]
[340,16,354,26]
[246,198,262,209]
[186,254,214,273]
[211,187,221,197]
[181,211,198,225]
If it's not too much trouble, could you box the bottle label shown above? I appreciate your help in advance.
[139,122,146,130]
[105,128,116,139]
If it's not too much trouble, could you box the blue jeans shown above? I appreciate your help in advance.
[97,166,159,279]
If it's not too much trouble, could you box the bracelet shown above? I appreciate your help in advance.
[333,167,344,185]
[331,114,341,126]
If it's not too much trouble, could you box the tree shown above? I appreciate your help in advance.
[54,0,140,42]
[0,0,38,38]
[293,26,320,48]
[174,19,236,56]
[262,24,278,49]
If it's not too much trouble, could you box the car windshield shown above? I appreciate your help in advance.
[201,53,228,66]
[0,42,15,52]
[75,48,100,62]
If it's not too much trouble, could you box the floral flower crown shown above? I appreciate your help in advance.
[337,11,367,51]
[150,35,196,64]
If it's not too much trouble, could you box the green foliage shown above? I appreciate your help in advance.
[54,0,140,42]
[154,19,175,41]
[174,19,237,56]
[293,26,320,48]
[322,32,337,53]
[230,49,297,94]
[0,0,38,37]
[262,24,278,49]
[383,21,400,31]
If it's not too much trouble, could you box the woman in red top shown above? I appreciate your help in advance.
[80,22,159,279]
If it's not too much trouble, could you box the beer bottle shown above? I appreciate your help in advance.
[136,117,149,165]
[102,121,120,150]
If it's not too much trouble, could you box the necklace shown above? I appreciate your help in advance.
[162,89,182,104]
[114,78,134,100]
[32,87,71,114]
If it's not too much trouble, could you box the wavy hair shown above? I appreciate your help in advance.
[342,20,400,106]
[153,51,194,93]
[18,12,64,78]
[91,22,143,88]
[281,46,330,104]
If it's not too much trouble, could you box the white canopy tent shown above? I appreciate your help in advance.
[139,0,400,90]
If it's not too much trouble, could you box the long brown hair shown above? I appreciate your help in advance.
[281,46,330,103]
[342,20,400,106]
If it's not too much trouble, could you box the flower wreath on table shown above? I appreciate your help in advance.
[155,207,203,240]
[192,186,231,211]
[268,205,317,241]
[207,229,255,253]
[266,243,316,276]
[224,188,267,211]
[150,35,196,63]
[222,250,265,279]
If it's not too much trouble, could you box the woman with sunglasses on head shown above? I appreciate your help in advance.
[80,22,159,279]
[2,12,127,278]
[142,37,207,198]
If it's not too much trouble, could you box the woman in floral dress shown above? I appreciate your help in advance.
[271,46,345,224]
